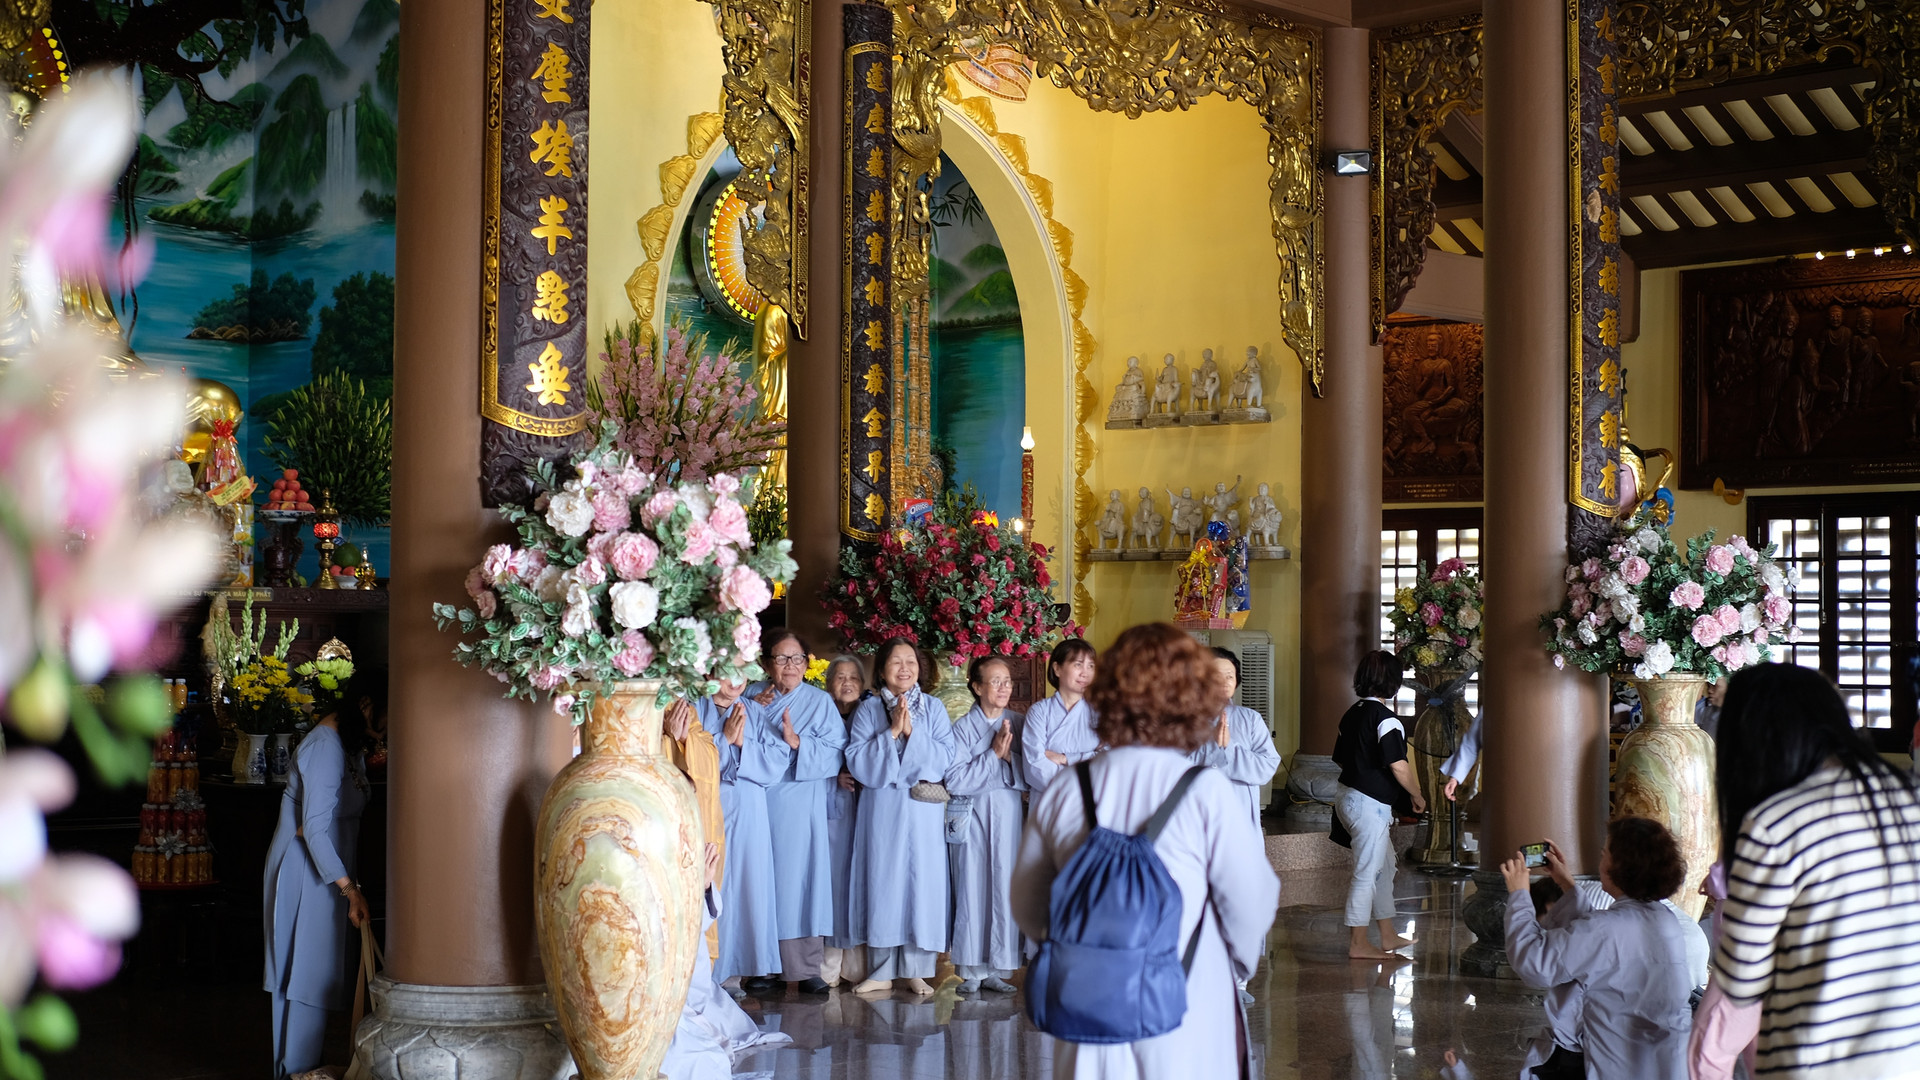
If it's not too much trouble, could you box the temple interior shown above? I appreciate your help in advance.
[3,0,1918,1078]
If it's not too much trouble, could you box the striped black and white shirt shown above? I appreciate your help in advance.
[1716,762,1920,1079]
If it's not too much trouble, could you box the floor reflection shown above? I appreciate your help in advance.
[728,866,1545,1079]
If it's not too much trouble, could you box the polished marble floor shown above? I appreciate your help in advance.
[726,864,1547,1080]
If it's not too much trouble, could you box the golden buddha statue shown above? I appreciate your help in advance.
[752,301,790,494]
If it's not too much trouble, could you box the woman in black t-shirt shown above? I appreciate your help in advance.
[1331,650,1427,959]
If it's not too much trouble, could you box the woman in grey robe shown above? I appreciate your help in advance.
[944,655,1028,994]
[262,696,370,1079]
[847,638,956,996]
[822,655,868,986]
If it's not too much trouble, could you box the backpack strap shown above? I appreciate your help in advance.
[1143,765,1209,842]
[1180,889,1213,975]
[1074,760,1098,829]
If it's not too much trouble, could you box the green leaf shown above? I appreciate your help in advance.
[105,677,174,737]
[14,996,76,1052]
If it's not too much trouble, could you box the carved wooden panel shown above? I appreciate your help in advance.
[1680,257,1920,489]
[1383,319,1483,502]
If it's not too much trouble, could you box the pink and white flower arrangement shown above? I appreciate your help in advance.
[1388,558,1485,672]
[1542,526,1796,681]
[434,421,797,717]
[586,323,783,487]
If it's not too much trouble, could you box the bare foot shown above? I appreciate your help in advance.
[852,979,892,995]
[905,978,935,996]
[1349,943,1399,960]
[1383,934,1417,950]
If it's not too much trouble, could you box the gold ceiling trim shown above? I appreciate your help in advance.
[1611,0,1917,248]
[887,0,1326,395]
[709,0,812,338]
[938,74,1101,627]
[623,107,727,334]
[1369,14,1481,338]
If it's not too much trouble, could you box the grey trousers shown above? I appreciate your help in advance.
[779,935,823,980]
[867,944,937,980]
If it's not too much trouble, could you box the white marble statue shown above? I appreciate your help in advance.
[1095,489,1127,551]
[1150,354,1183,416]
[1248,483,1282,548]
[1130,486,1165,551]
[1228,347,1265,410]
[1108,355,1148,422]
[1167,486,1203,548]
[1190,349,1221,413]
[1204,476,1243,533]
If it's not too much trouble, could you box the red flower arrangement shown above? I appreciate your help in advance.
[823,506,1080,666]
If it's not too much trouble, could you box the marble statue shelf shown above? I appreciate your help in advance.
[1104,409,1272,431]
[1084,546,1291,562]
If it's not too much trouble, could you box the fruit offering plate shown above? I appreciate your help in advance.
[259,508,313,525]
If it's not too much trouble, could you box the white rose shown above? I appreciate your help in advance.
[1613,593,1640,620]
[1644,639,1675,675]
[1634,528,1662,554]
[1576,621,1600,645]
[1628,612,1646,634]
[533,565,567,604]
[1596,573,1630,601]
[1456,606,1481,630]
[1739,603,1762,633]
[676,484,713,523]
[1759,563,1785,593]
[1467,639,1483,661]
[546,489,595,537]
[609,581,661,630]
[561,597,595,638]
[1634,661,1654,680]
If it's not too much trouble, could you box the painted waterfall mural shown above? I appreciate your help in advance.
[929,153,1025,518]
[110,0,398,578]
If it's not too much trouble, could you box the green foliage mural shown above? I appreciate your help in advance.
[191,271,317,341]
[311,271,395,388]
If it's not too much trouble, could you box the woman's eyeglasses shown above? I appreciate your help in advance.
[770,655,808,668]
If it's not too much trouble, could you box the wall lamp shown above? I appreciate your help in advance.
[1327,150,1372,175]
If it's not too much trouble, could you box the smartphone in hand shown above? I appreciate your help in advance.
[1522,841,1551,868]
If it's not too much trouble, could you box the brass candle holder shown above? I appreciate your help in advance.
[313,491,341,590]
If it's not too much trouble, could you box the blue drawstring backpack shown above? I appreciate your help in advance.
[1026,761,1210,1043]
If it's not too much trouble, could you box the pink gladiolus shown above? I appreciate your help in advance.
[718,565,772,615]
[609,532,660,580]
[1705,545,1736,575]
[590,490,632,533]
[1692,614,1726,647]
[611,631,655,676]
[34,913,119,990]
[1671,580,1707,610]
[1620,556,1651,585]
[1715,604,1742,634]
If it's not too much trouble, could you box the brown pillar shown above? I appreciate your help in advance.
[1292,28,1382,813]
[1467,0,1608,974]
[362,0,577,1069]
[784,0,846,653]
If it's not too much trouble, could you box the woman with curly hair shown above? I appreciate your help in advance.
[1501,817,1696,1079]
[1012,623,1279,1078]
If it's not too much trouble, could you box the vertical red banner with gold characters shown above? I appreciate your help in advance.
[841,3,892,543]
[481,0,591,507]
[1569,0,1624,528]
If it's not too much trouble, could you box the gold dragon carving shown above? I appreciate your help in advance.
[1370,15,1481,338]
[709,0,812,338]
[886,0,1325,394]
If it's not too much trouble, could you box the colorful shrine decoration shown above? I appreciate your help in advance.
[481,0,592,506]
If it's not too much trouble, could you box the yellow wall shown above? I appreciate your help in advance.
[588,0,725,342]
[943,78,1303,765]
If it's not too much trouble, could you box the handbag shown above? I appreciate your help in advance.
[342,922,385,1080]
[909,780,952,804]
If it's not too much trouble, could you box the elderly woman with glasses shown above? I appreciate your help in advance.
[943,654,1029,994]
[744,629,847,994]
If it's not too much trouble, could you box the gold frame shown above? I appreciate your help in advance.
[839,38,891,542]
[1565,0,1607,516]
[624,107,728,330]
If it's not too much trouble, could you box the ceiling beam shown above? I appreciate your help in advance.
[1618,127,1873,199]
[1620,64,1872,116]
[1432,174,1482,221]
[1621,204,1893,269]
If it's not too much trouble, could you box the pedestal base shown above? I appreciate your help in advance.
[1085,548,1121,562]
[1221,407,1271,424]
[1103,416,1145,429]
[1142,413,1182,428]
[1284,753,1341,825]
[1459,869,1513,979]
[1180,411,1220,426]
[1120,549,1160,561]
[353,978,575,1080]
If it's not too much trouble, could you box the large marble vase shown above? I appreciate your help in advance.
[1409,666,1474,864]
[535,680,703,1080]
[1613,673,1716,921]
[931,656,974,723]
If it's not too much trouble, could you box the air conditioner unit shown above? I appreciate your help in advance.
[1185,628,1278,811]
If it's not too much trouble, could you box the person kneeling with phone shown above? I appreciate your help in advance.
[1501,820,1696,1080]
